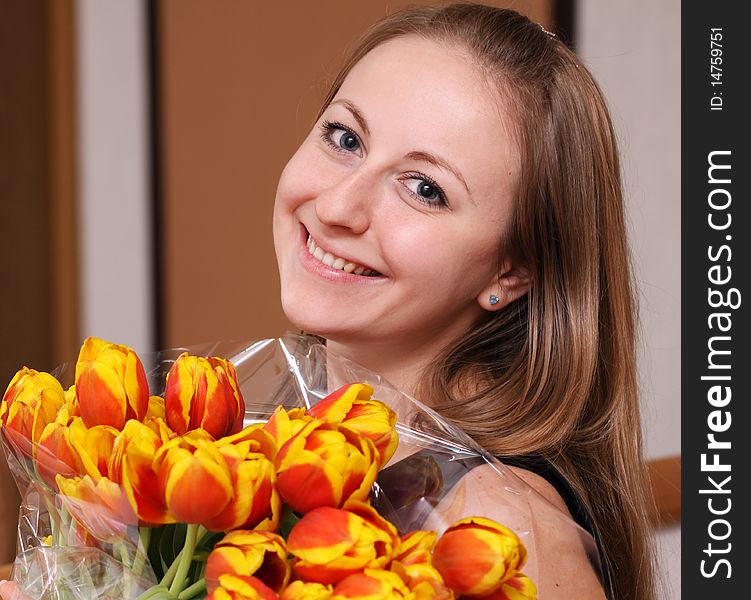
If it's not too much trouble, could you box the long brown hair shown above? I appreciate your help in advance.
[316,4,655,599]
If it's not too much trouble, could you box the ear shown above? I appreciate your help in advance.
[477,257,531,311]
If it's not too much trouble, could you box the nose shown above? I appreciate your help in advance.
[314,166,376,235]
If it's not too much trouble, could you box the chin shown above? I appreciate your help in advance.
[281,294,378,346]
[280,292,338,339]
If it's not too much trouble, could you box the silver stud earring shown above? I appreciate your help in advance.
[489,294,500,306]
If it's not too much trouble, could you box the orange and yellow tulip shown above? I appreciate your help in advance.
[308,384,398,468]
[145,394,167,421]
[275,420,378,514]
[390,562,454,600]
[431,517,527,597]
[331,568,412,599]
[288,501,399,585]
[206,530,290,594]
[218,423,278,463]
[388,531,456,600]
[68,418,120,480]
[394,531,437,566]
[50,417,138,538]
[111,420,173,525]
[34,420,82,488]
[74,337,149,430]
[472,574,537,600]
[204,437,280,532]
[155,431,234,525]
[207,574,279,600]
[64,384,80,418]
[279,581,333,600]
[263,406,311,449]
[56,473,137,540]
[164,353,245,439]
[1,367,66,443]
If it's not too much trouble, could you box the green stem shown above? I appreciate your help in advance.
[196,525,209,545]
[116,542,134,598]
[135,585,171,600]
[132,526,152,576]
[116,542,131,567]
[177,578,206,599]
[159,549,182,589]
[40,493,62,545]
[168,523,199,596]
[58,502,70,543]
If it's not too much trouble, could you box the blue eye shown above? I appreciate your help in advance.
[320,121,361,154]
[402,173,449,208]
[337,131,359,151]
[416,181,438,200]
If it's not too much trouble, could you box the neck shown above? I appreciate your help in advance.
[324,337,438,399]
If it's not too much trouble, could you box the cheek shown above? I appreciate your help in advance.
[274,151,308,215]
[274,133,334,212]
[273,155,307,263]
[384,223,502,294]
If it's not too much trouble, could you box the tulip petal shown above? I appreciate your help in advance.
[115,421,173,524]
[280,580,333,600]
[395,530,437,566]
[263,406,310,449]
[76,362,128,429]
[332,568,411,599]
[69,419,119,479]
[164,353,244,439]
[206,530,289,594]
[121,451,173,525]
[288,507,359,564]
[289,504,398,586]
[216,574,278,600]
[308,384,372,422]
[163,443,233,523]
[35,421,81,487]
[432,517,527,597]
[124,348,149,420]
[277,456,341,513]
[204,446,278,532]
[1,368,66,442]
[478,573,538,600]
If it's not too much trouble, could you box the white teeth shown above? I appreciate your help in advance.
[306,234,379,276]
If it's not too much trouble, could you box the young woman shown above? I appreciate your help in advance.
[273,4,655,599]
[1,4,655,599]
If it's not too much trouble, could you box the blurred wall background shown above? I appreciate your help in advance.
[577,1,681,597]
[1,1,679,596]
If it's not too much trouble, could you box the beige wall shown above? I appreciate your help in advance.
[76,0,154,354]
[158,0,554,347]
[577,1,682,597]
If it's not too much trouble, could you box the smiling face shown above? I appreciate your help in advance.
[273,35,523,358]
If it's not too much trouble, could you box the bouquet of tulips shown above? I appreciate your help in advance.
[0,335,566,599]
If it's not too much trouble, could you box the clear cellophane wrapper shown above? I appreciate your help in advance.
[1,333,603,598]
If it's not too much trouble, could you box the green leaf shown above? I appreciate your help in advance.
[278,504,301,540]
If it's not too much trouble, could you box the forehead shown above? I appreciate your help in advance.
[334,35,519,196]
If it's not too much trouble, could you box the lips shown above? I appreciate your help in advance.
[305,233,382,277]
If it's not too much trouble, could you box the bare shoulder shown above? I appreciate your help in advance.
[426,463,608,600]
[505,464,570,514]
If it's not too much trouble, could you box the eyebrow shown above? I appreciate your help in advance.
[329,98,471,196]
[330,99,370,137]
[404,150,471,196]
